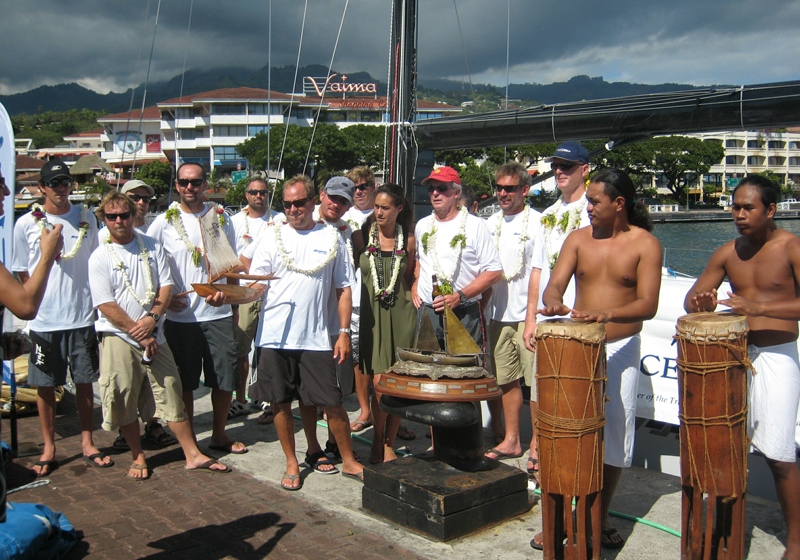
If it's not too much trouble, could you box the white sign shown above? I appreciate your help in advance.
[0,102,15,383]
[303,73,377,97]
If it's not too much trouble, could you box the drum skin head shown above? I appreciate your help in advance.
[677,312,748,342]
[535,318,606,343]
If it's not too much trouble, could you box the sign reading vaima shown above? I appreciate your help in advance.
[303,73,378,97]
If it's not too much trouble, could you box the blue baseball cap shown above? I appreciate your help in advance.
[545,142,589,164]
[323,176,355,204]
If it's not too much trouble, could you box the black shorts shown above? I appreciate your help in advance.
[27,327,99,387]
[250,348,343,408]
[164,317,238,392]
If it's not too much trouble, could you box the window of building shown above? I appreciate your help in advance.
[177,129,205,140]
[248,125,271,136]
[214,125,246,137]
[725,139,743,148]
[326,112,346,123]
[789,157,800,166]
[790,142,800,150]
[212,104,246,115]
[214,146,242,160]
[416,112,443,121]
[747,139,764,149]
[291,108,311,119]
[726,155,743,165]
[768,140,786,149]
[162,111,174,121]
[178,149,210,159]
[360,112,381,122]
[249,103,282,115]
[177,108,194,119]
[747,156,765,166]
[768,156,786,166]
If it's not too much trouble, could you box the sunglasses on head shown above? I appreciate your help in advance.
[105,211,131,221]
[355,182,374,191]
[128,194,151,203]
[551,162,579,172]
[247,190,269,197]
[177,178,205,187]
[497,183,525,193]
[426,183,450,194]
[283,197,310,209]
[46,178,72,188]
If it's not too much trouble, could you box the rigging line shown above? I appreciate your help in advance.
[452,0,475,103]
[276,0,308,183]
[266,0,272,201]
[303,0,351,176]
[130,0,163,178]
[171,0,194,207]
[119,0,152,187]
[382,0,397,181]
[503,0,510,162]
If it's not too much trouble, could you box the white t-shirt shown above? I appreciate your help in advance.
[343,207,373,229]
[251,222,356,351]
[12,204,99,332]
[537,196,591,320]
[147,203,236,323]
[313,207,358,334]
[414,210,502,306]
[98,223,147,243]
[88,233,173,347]
[230,208,285,256]
[487,207,544,323]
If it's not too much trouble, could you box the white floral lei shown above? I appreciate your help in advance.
[31,203,89,262]
[104,232,156,308]
[166,202,226,266]
[240,207,276,246]
[274,221,339,275]
[314,209,354,267]
[541,197,588,270]
[367,223,404,301]
[423,206,468,293]
[494,206,531,281]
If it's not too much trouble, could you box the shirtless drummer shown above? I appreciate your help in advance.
[535,168,662,550]
[685,174,800,560]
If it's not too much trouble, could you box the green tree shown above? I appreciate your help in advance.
[11,109,106,149]
[339,124,386,168]
[133,161,172,197]
[225,176,250,206]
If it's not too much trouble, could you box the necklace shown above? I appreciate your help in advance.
[31,203,89,262]
[422,206,468,294]
[274,221,339,275]
[494,206,531,281]
[541,196,588,270]
[240,207,275,245]
[314,208,354,266]
[104,232,156,308]
[165,202,225,266]
[366,223,405,309]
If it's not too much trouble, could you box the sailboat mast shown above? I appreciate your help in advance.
[387,0,418,196]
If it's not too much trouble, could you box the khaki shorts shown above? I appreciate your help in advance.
[235,299,263,358]
[98,334,187,432]
[489,321,535,396]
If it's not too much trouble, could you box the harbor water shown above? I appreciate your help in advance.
[653,218,800,277]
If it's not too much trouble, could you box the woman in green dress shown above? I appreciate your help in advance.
[352,184,417,464]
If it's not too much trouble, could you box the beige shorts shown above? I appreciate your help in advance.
[98,334,187,432]
[489,321,535,396]
[235,299,263,358]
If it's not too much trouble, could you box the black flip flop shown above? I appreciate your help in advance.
[83,453,114,468]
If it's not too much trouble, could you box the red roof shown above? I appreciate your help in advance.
[297,96,459,111]
[63,128,104,139]
[99,106,162,121]
[159,87,294,105]
[15,154,46,171]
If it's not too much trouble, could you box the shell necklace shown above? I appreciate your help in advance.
[541,196,588,270]
[366,223,405,309]
[274,221,339,275]
[104,232,156,308]
[421,206,467,294]
[31,203,89,262]
[494,205,530,281]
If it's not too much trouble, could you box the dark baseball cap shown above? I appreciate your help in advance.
[545,142,589,164]
[323,176,355,204]
[40,160,73,184]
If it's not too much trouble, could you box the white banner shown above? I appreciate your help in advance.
[0,102,15,385]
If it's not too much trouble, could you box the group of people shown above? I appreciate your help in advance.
[1,138,798,559]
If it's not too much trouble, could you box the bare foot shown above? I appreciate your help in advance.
[369,443,384,464]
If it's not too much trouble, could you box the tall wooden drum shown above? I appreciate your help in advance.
[536,319,606,560]
[676,312,749,560]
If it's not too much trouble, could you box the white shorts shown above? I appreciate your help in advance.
[605,334,641,468]
[748,342,800,463]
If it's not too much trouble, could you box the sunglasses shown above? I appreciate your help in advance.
[247,190,269,197]
[426,183,450,194]
[46,178,72,188]
[355,182,374,191]
[283,197,310,209]
[497,184,525,193]
[551,162,579,172]
[177,178,206,187]
[128,194,151,203]
[105,211,132,221]
[327,195,350,206]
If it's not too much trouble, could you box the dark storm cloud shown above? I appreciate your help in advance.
[1,0,799,94]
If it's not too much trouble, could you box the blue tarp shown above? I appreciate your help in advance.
[0,503,77,560]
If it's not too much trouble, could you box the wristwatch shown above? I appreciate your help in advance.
[457,290,468,305]
[146,312,160,323]
[339,327,351,335]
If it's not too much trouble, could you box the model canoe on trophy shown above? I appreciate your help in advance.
[376,301,501,401]
[186,206,278,305]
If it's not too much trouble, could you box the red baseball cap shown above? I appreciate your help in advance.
[421,166,461,185]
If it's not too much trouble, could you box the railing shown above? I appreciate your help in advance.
[648,204,681,213]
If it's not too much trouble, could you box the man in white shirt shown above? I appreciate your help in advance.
[249,175,363,490]
[12,160,110,476]
[89,191,230,478]
[147,162,246,455]
[343,165,376,229]
[411,166,502,350]
[229,177,285,420]
[486,162,543,470]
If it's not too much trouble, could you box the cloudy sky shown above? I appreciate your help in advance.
[1,0,799,95]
